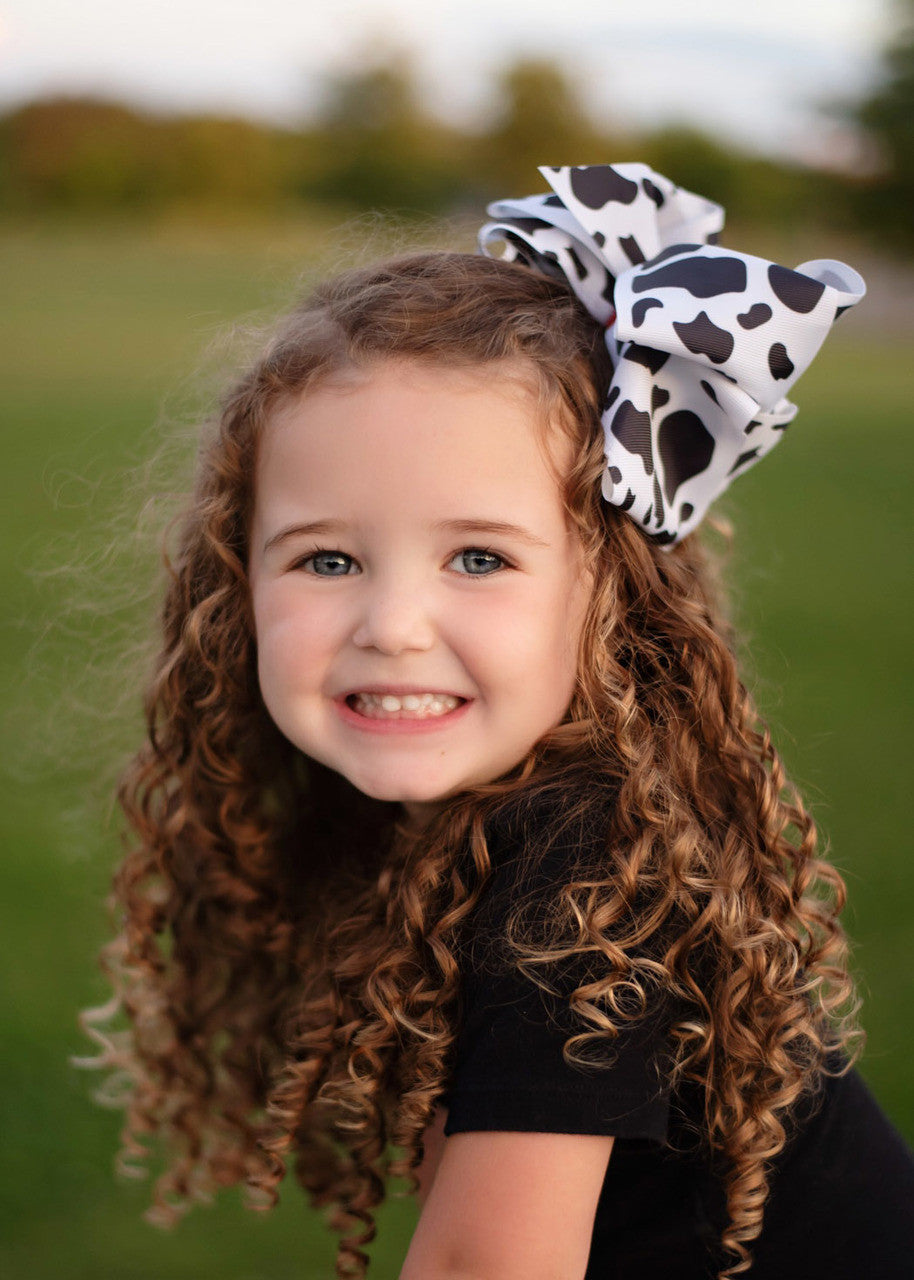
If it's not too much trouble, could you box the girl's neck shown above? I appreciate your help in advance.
[400,800,441,833]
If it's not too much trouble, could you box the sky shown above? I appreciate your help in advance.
[0,0,896,168]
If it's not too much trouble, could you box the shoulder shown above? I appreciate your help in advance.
[452,778,619,977]
[443,776,678,1146]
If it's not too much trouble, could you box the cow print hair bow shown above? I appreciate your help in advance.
[477,162,866,547]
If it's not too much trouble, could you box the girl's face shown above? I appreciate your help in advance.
[248,358,592,825]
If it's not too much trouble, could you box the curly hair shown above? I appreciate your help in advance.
[75,250,864,1279]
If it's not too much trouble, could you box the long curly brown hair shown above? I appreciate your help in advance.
[76,250,864,1279]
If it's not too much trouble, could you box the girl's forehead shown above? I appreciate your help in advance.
[273,355,545,419]
[261,358,573,490]
[250,360,581,557]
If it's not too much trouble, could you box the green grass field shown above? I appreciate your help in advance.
[2,215,912,1279]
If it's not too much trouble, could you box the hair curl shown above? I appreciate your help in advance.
[76,250,864,1278]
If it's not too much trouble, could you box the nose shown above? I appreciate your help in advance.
[351,579,436,655]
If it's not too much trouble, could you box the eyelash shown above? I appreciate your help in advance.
[289,545,512,578]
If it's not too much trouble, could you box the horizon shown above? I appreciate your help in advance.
[0,0,896,171]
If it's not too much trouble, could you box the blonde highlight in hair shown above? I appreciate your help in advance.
[76,250,863,1278]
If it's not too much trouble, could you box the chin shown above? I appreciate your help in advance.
[345,775,451,805]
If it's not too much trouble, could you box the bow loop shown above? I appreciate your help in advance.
[476,162,866,547]
[479,197,619,325]
[612,245,866,411]
[537,163,724,275]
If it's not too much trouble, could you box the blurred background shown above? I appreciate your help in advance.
[2,0,912,1276]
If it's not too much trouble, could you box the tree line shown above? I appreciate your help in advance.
[0,49,908,252]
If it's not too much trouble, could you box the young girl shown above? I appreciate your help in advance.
[78,162,914,1279]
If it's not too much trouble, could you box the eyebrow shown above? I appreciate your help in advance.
[262,517,551,554]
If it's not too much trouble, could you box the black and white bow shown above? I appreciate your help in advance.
[478,163,866,546]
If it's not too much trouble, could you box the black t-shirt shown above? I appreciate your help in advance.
[439,798,914,1278]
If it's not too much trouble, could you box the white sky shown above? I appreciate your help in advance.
[0,0,896,167]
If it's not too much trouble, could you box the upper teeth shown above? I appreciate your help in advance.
[353,692,460,712]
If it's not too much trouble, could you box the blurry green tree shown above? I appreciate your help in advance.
[640,126,831,236]
[845,0,914,250]
[0,98,160,208]
[469,59,622,194]
[155,115,297,208]
[300,53,469,213]
[0,49,903,255]
[641,126,740,212]
[0,97,299,212]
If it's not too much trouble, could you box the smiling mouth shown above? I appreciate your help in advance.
[346,692,468,720]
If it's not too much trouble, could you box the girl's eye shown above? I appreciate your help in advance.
[450,547,508,576]
[293,549,357,576]
[290,546,509,577]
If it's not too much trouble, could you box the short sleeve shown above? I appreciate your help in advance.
[441,800,676,1143]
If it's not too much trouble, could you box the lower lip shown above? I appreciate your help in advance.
[335,697,473,735]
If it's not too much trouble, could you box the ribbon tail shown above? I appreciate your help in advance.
[600,354,792,545]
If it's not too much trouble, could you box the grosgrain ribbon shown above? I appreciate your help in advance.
[478,163,866,546]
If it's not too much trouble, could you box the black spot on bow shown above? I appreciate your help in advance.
[653,475,665,526]
[679,502,694,521]
[644,243,702,267]
[700,379,719,405]
[633,255,748,298]
[623,343,670,374]
[512,239,572,286]
[652,386,670,412]
[570,165,639,209]
[768,264,825,314]
[744,419,763,434]
[504,229,544,259]
[605,385,621,410]
[543,194,564,207]
[835,303,853,319]
[566,245,588,281]
[673,312,735,364]
[658,410,715,503]
[593,230,606,248]
[642,177,666,208]
[737,303,772,329]
[608,466,623,484]
[768,342,795,380]
[728,447,762,475]
[619,488,637,511]
[619,235,646,265]
[632,297,663,328]
[610,400,654,474]
[504,216,555,235]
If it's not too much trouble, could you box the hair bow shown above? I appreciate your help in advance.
[477,163,866,547]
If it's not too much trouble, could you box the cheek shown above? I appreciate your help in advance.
[252,585,341,687]
[472,585,581,697]
[528,579,590,705]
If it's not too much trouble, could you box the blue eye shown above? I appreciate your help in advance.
[451,548,506,576]
[290,546,508,577]
[295,549,356,576]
